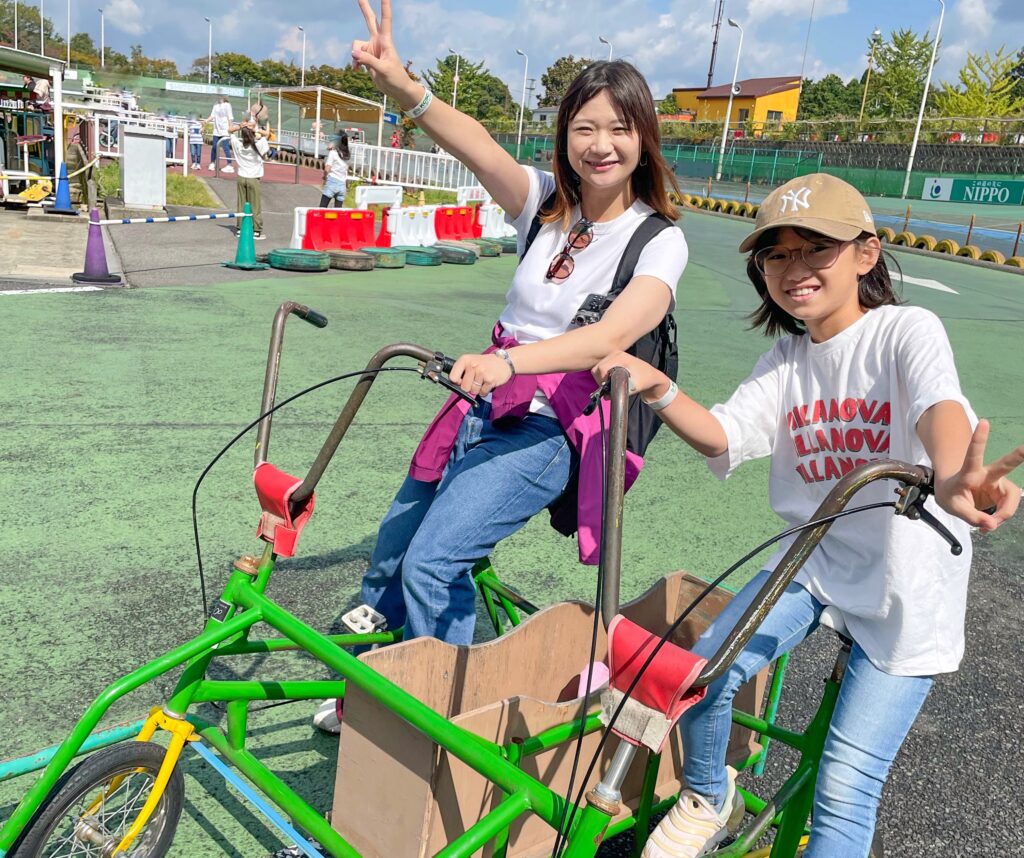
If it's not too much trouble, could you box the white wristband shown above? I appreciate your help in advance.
[404,87,433,120]
[645,380,678,412]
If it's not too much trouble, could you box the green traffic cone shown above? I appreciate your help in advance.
[224,202,269,270]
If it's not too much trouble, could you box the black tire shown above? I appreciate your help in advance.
[12,740,184,858]
[267,248,330,272]
[327,250,375,271]
[433,242,478,265]
[497,236,518,254]
[391,246,443,266]
[357,247,407,268]
[465,239,502,257]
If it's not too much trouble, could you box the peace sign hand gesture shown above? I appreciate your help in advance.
[936,419,1024,534]
[352,0,415,105]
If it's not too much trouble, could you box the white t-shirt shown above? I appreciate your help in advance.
[325,149,349,183]
[504,166,689,415]
[708,304,975,676]
[230,135,270,179]
[211,102,233,136]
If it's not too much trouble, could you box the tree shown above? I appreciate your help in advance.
[933,48,1024,119]
[69,32,100,66]
[797,74,863,120]
[1008,47,1024,102]
[870,28,936,118]
[422,54,514,122]
[539,55,591,106]
[657,93,679,115]
[307,65,380,100]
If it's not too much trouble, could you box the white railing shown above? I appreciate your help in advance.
[349,144,479,192]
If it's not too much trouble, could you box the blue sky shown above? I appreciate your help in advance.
[85,0,1024,102]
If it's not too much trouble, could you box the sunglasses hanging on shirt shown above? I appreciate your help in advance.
[546,217,594,282]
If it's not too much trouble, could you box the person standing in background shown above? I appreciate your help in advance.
[207,96,235,173]
[188,116,204,170]
[229,122,270,240]
[319,135,350,207]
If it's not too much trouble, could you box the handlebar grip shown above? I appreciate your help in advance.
[439,355,456,375]
[291,305,328,328]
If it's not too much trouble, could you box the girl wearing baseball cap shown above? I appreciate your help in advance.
[595,173,1024,857]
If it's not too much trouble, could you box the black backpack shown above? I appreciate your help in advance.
[522,192,679,537]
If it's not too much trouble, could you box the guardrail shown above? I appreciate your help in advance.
[348,144,479,191]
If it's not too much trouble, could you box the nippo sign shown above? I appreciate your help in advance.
[923,177,1024,206]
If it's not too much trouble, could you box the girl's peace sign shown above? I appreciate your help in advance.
[352,0,408,102]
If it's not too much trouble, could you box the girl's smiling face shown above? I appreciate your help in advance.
[566,90,641,196]
[761,227,881,342]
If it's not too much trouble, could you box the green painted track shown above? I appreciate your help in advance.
[1,211,1021,856]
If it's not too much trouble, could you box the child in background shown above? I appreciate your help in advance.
[229,123,270,240]
[319,135,350,208]
[188,117,204,170]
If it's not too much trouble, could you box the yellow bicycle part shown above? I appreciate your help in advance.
[80,707,197,856]
[17,177,53,202]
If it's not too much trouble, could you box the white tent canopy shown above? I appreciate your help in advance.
[250,85,385,158]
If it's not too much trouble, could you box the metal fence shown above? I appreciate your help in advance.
[347,143,478,191]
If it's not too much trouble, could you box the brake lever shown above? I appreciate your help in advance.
[583,374,638,416]
[419,352,478,406]
[895,485,963,556]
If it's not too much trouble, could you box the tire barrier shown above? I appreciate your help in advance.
[957,244,982,260]
[268,248,331,272]
[933,239,960,255]
[892,231,917,247]
[392,245,444,266]
[328,249,376,271]
[980,249,1006,264]
[359,247,407,268]
[913,235,937,251]
[877,227,896,243]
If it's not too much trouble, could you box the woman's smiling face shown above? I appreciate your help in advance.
[566,90,641,195]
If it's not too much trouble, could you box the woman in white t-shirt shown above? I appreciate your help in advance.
[228,123,270,240]
[309,1,689,733]
[319,134,350,208]
[592,173,1024,858]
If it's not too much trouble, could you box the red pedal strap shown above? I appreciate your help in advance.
[253,463,316,558]
[607,614,708,721]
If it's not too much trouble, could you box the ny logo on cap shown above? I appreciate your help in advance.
[778,187,811,214]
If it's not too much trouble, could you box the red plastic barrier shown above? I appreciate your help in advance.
[470,204,483,239]
[434,206,476,242]
[303,208,376,251]
[375,208,393,248]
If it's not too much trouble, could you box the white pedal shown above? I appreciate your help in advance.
[341,605,388,635]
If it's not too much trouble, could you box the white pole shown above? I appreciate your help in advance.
[40,0,45,56]
[449,48,460,109]
[901,0,944,199]
[515,49,528,162]
[314,86,321,159]
[204,17,212,85]
[98,8,103,69]
[715,19,743,182]
[14,1,18,50]
[277,91,282,149]
[299,26,306,88]
[66,0,70,65]
[598,36,612,61]
[51,64,64,177]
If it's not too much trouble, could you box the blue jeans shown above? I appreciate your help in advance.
[360,400,572,646]
[681,570,933,857]
[210,136,232,165]
[189,143,202,165]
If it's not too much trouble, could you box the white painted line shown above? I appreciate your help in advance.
[900,274,959,295]
[0,286,105,296]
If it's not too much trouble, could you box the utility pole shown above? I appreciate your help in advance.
[525,78,536,115]
[707,0,725,88]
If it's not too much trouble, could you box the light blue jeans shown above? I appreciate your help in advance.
[681,570,933,857]
[359,400,573,646]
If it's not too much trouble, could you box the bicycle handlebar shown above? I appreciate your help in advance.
[693,459,938,687]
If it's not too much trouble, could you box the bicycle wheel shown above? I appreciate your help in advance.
[12,740,184,857]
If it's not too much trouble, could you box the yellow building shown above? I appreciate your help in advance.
[672,76,801,135]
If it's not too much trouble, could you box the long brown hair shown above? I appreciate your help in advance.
[542,60,680,227]
[240,125,263,159]
[746,227,903,337]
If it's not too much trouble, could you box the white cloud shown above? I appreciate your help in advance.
[106,0,147,37]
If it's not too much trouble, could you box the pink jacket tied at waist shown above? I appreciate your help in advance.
[409,325,643,564]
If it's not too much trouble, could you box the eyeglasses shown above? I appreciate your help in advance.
[546,217,594,282]
[754,239,850,277]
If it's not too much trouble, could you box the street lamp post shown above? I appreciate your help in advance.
[901,0,944,198]
[14,1,18,50]
[515,48,528,161]
[298,26,306,87]
[715,18,743,182]
[204,17,212,85]
[98,8,104,68]
[858,28,883,129]
[66,0,70,64]
[598,36,612,61]
[448,48,461,109]
[40,0,45,56]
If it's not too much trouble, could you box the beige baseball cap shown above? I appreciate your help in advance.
[738,173,876,252]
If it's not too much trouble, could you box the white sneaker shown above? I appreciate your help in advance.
[254,232,265,241]
[312,698,343,733]
[207,162,215,171]
[222,164,235,173]
[642,767,744,858]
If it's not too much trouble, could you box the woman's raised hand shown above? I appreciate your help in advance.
[592,351,666,399]
[352,0,414,103]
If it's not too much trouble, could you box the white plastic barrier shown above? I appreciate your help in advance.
[415,206,439,246]
[456,185,491,205]
[354,184,404,209]
[479,203,517,239]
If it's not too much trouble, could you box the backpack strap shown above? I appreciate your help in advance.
[609,212,674,297]
[521,190,558,262]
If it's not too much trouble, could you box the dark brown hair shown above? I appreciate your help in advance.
[747,226,903,337]
[542,60,680,227]
[240,125,263,159]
